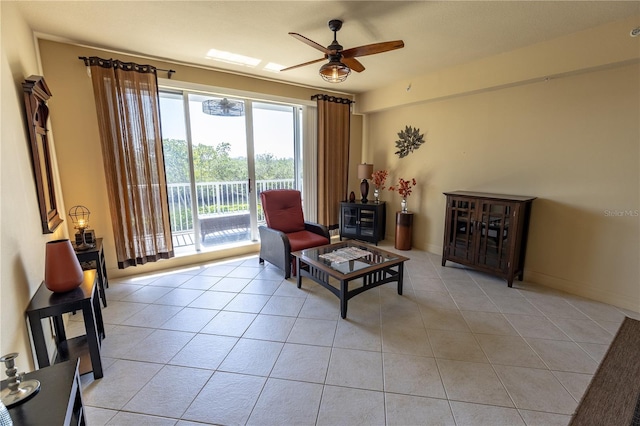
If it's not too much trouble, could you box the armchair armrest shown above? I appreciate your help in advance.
[304,221,330,240]
[258,225,292,278]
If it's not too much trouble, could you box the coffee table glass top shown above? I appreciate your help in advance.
[296,241,407,276]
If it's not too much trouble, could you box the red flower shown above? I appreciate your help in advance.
[371,170,388,190]
[389,178,417,198]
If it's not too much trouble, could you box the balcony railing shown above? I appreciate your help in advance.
[167,179,294,235]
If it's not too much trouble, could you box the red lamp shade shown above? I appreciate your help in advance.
[44,239,84,293]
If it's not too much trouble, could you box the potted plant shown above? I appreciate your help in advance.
[371,170,388,203]
[389,177,417,212]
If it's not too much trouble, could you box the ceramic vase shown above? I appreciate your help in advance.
[44,239,84,293]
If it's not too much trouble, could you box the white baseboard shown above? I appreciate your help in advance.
[425,243,638,314]
[525,269,640,314]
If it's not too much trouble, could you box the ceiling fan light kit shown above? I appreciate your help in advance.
[319,57,351,83]
[284,19,404,83]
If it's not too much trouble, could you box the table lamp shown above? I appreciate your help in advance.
[357,163,374,203]
[68,205,95,250]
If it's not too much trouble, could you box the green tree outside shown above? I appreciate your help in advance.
[163,138,295,231]
[162,138,294,183]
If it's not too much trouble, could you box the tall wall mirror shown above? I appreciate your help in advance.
[23,75,63,233]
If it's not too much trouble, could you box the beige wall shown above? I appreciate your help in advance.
[0,3,69,368]
[362,38,639,311]
[356,15,640,114]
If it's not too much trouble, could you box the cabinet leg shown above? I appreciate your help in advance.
[340,280,348,319]
[52,315,66,344]
[93,292,106,340]
[28,314,51,369]
[82,302,103,379]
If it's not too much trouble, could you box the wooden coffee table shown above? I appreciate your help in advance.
[292,241,410,318]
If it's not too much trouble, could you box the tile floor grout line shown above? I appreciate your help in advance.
[77,248,631,424]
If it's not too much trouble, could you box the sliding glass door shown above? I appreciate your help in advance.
[188,93,250,248]
[160,90,300,252]
[252,101,300,222]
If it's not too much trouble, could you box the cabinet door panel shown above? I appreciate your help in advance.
[446,197,477,262]
[476,201,512,271]
[342,206,358,235]
[340,202,385,244]
[359,209,376,237]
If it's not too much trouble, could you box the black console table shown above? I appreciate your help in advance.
[1,359,85,426]
[339,201,386,245]
[26,270,105,379]
[74,237,108,307]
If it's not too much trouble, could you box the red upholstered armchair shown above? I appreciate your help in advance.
[259,189,330,278]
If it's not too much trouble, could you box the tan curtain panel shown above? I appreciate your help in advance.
[84,56,174,268]
[313,94,352,230]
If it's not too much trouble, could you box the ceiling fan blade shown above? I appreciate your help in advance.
[342,40,404,58]
[280,57,326,72]
[289,32,330,55]
[343,57,365,73]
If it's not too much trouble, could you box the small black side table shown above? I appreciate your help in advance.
[74,237,108,307]
[395,211,414,250]
[1,359,85,426]
[26,270,105,379]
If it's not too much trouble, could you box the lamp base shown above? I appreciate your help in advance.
[75,242,96,251]
[1,379,40,408]
[360,179,370,203]
[75,229,95,251]
[75,229,95,247]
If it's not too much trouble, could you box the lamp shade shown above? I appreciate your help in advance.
[44,239,84,293]
[358,163,374,180]
[68,205,90,229]
[319,58,351,83]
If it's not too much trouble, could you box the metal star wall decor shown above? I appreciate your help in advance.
[395,125,425,158]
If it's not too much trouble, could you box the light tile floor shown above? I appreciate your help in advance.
[68,242,639,425]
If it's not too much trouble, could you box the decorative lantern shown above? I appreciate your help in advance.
[68,205,95,250]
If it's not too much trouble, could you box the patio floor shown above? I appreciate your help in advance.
[172,230,252,250]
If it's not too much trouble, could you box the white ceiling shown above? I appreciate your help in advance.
[16,1,640,94]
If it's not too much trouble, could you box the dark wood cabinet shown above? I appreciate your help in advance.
[340,201,386,245]
[442,191,535,287]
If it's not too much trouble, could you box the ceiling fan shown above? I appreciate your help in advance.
[281,19,404,83]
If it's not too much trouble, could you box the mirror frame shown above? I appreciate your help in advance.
[23,75,63,233]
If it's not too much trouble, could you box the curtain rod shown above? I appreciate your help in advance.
[311,94,354,104]
[78,56,176,79]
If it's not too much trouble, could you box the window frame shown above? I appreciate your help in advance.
[157,79,317,249]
